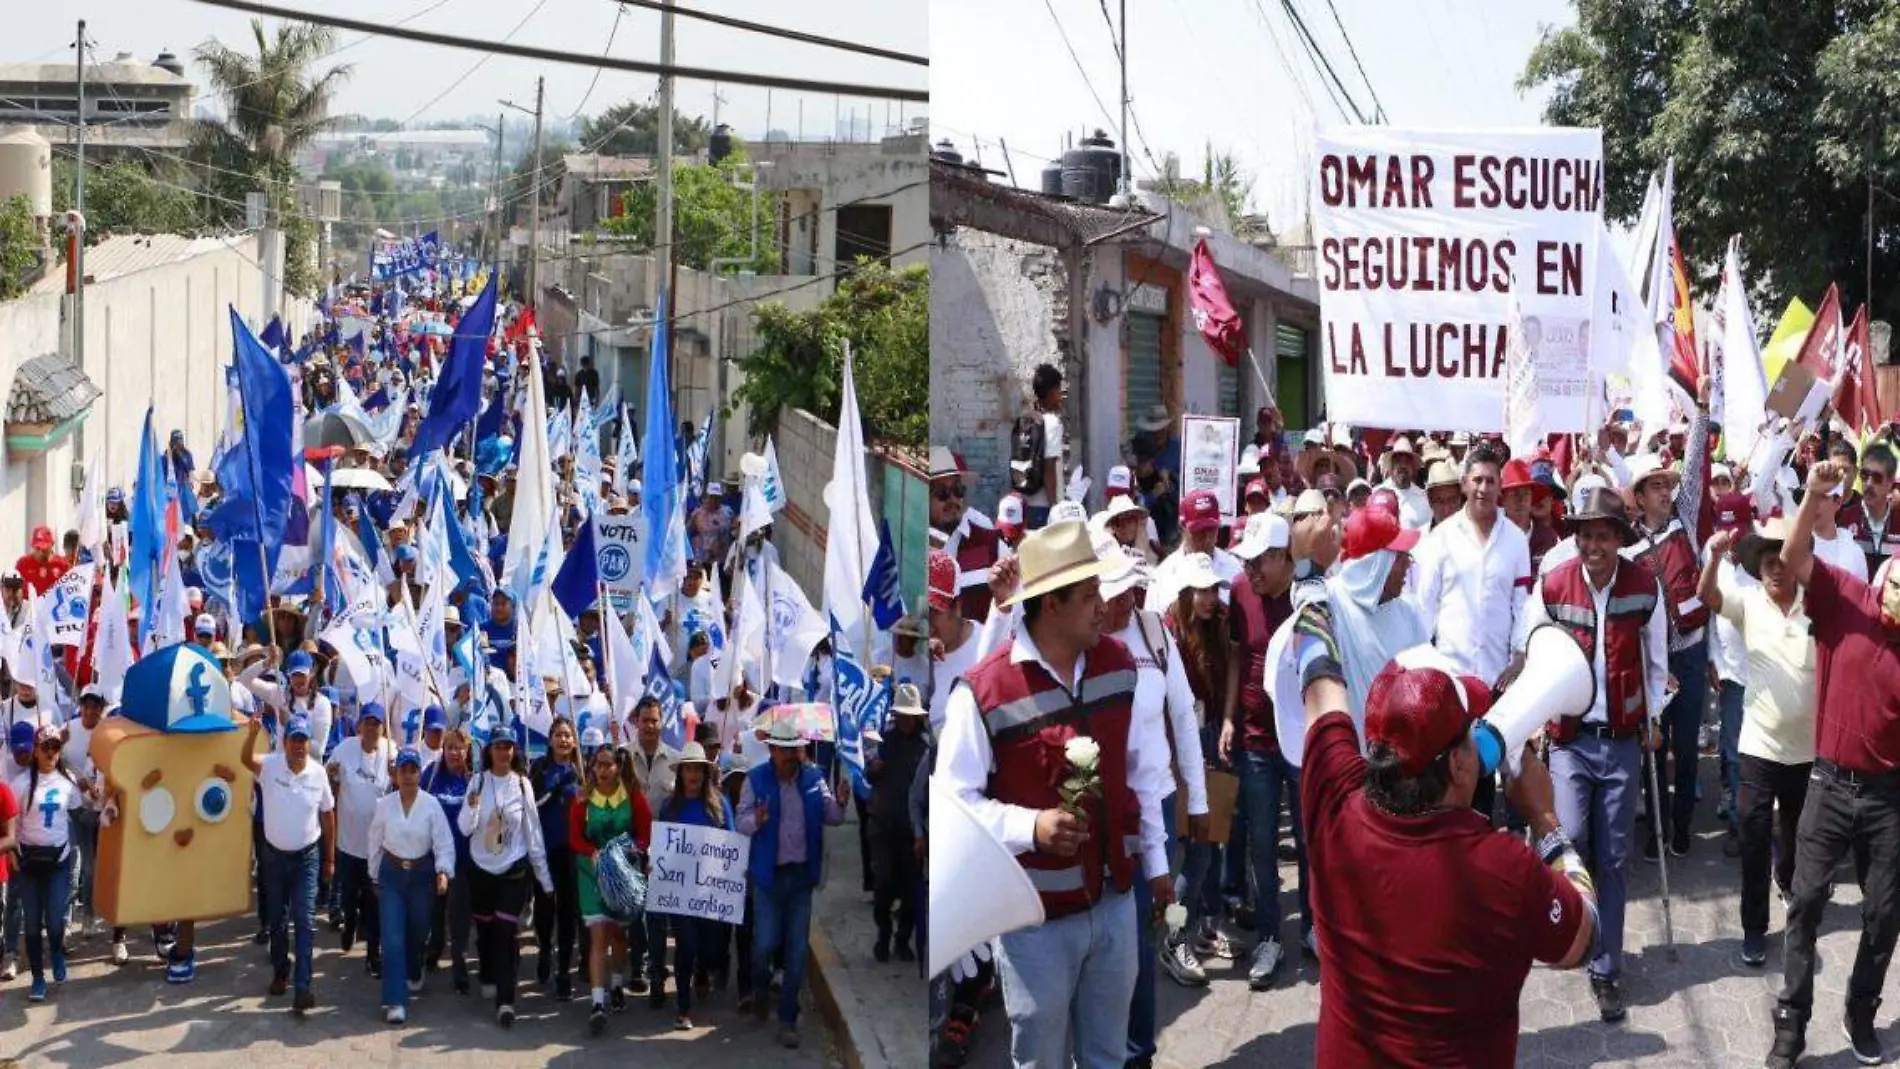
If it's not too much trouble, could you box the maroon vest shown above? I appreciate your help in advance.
[963,634,1141,919]
[1629,519,1708,637]
[953,522,1001,622]
[1540,557,1659,743]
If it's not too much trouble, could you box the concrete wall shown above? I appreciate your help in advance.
[763,151,929,274]
[927,229,1068,513]
[0,290,69,553]
[773,407,838,599]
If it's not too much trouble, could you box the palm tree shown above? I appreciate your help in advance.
[190,19,352,295]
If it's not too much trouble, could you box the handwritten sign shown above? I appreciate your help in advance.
[648,821,751,923]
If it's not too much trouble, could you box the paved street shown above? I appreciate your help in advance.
[4,906,843,1069]
[967,762,1900,1068]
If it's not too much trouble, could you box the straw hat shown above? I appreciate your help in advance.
[1424,461,1461,490]
[892,683,928,717]
[1002,521,1114,607]
[764,718,807,748]
[1627,453,1679,493]
[1738,513,1802,579]
[677,741,713,765]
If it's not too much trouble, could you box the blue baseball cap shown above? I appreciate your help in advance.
[488,723,518,746]
[286,650,315,677]
[119,643,236,734]
[394,544,418,563]
[423,705,447,730]
[359,702,385,724]
[395,747,424,769]
[9,720,35,753]
[105,487,125,506]
[285,716,313,741]
[170,429,186,444]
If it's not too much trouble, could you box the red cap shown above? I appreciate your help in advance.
[927,549,959,611]
[1341,506,1420,560]
[1500,458,1537,492]
[1364,661,1494,776]
[30,526,53,551]
[1181,490,1221,533]
[1243,478,1268,501]
[1368,487,1400,516]
[1712,492,1754,534]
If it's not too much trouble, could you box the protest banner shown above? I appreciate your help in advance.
[647,820,751,924]
[370,231,442,281]
[1180,415,1241,518]
[593,513,648,595]
[48,563,97,647]
[1313,128,1604,431]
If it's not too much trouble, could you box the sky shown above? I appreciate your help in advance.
[931,0,1579,233]
[15,0,927,145]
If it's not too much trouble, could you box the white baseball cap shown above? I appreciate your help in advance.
[1176,552,1228,591]
[193,613,216,636]
[1105,465,1133,492]
[1098,546,1152,600]
[996,494,1025,527]
[1229,511,1291,562]
[1238,444,1262,476]
[1048,500,1089,526]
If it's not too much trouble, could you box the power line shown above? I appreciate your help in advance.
[562,3,625,121]
[1317,0,1386,122]
[1278,0,1369,124]
[610,0,926,67]
[1243,0,1322,122]
[184,0,927,102]
[1039,0,1123,156]
[393,0,551,129]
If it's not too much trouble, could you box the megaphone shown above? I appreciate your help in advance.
[1474,624,1595,775]
[927,782,1045,979]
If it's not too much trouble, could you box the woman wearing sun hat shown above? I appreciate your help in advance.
[652,740,730,1030]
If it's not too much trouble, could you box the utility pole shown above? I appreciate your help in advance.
[657,0,677,381]
[1118,0,1129,193]
[73,20,88,378]
[527,77,544,309]
[490,112,504,266]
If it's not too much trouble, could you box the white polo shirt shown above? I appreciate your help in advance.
[259,751,335,853]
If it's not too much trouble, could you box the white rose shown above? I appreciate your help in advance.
[1064,735,1100,773]
[1164,903,1188,933]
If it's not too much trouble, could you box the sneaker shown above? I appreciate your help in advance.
[1,959,15,981]
[496,1004,516,1029]
[384,1005,406,1025]
[1768,1005,1806,1069]
[366,956,381,980]
[1591,976,1626,1023]
[51,952,66,985]
[1158,935,1208,987]
[86,915,106,938]
[674,1014,693,1031]
[778,1026,802,1049]
[623,976,649,997]
[408,979,423,996]
[1741,932,1767,968]
[270,973,290,997]
[610,987,627,1010]
[1247,938,1283,990]
[1845,998,1883,1065]
[589,1003,607,1036]
[933,1009,976,1068]
[1302,929,1319,959]
[1192,923,1238,961]
[1670,828,1692,858]
[481,984,497,1001]
[166,955,196,984]
[293,988,316,1015]
[452,963,470,995]
[27,975,47,1002]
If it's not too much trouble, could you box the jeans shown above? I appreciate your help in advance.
[470,863,534,1008]
[377,856,436,1011]
[1778,764,1900,1020]
[337,852,381,965]
[1237,749,1308,942]
[1739,755,1809,938]
[19,853,72,977]
[996,888,1138,1069]
[642,910,669,990]
[752,864,816,1027]
[264,842,321,991]
[1550,732,1642,980]
[532,844,578,982]
[1158,790,1214,933]
[1128,835,1163,1060]
[1645,643,1708,838]
[1718,681,1746,833]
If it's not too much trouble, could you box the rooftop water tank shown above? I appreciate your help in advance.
[709,123,733,165]
[1061,129,1121,205]
[152,50,186,77]
[1040,158,1064,196]
[930,138,963,167]
[0,127,53,218]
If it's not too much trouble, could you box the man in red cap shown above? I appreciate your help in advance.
[16,526,68,597]
[925,549,985,733]
[1295,645,1597,1066]
[1145,490,1240,613]
[1515,486,1667,1023]
[930,446,1002,624]
[1499,457,1560,571]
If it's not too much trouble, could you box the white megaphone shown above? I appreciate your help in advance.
[1475,624,1595,775]
[927,782,1046,980]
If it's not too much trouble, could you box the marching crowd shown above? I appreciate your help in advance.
[0,273,927,1053]
[928,359,1900,1069]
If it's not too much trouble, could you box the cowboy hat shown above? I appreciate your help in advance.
[1424,461,1461,490]
[677,741,713,765]
[1135,404,1172,433]
[1566,486,1639,546]
[1738,513,1803,580]
[1098,546,1152,601]
[1626,453,1679,493]
[764,718,807,748]
[1003,521,1114,607]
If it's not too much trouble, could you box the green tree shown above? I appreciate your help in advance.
[1521,1,1900,312]
[189,18,354,297]
[52,160,202,242]
[579,100,711,158]
[503,141,572,227]
[601,143,782,271]
[0,195,44,300]
[733,261,928,448]
[1153,144,1269,239]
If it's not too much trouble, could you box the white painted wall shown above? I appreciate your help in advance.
[0,290,68,553]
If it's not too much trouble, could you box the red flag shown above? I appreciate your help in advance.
[1794,283,1844,382]
[1187,238,1244,368]
[507,306,539,344]
[1838,303,1876,432]
[1665,231,1700,392]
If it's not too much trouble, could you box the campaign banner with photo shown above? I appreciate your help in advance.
[648,821,750,923]
[1180,415,1241,518]
[593,513,649,594]
[1313,128,1603,432]
[370,231,442,281]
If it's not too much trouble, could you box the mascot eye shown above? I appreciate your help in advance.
[139,787,176,834]
[195,778,233,823]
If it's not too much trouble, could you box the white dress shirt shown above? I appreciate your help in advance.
[1518,561,1669,725]
[1380,481,1432,531]
[1411,509,1532,685]
[1707,554,1752,686]
[367,789,457,876]
[938,623,1170,880]
[1110,614,1208,818]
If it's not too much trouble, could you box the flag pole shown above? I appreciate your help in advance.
[598,579,618,746]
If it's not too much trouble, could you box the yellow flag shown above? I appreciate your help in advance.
[1762,296,1815,386]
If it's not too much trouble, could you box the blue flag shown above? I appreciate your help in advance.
[861,517,905,630]
[644,647,686,752]
[833,644,877,800]
[550,516,598,619]
[260,316,285,353]
[475,378,507,443]
[205,308,297,553]
[412,274,496,457]
[641,293,681,587]
[196,538,239,615]
[128,408,170,643]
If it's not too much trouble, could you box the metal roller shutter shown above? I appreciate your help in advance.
[1125,311,1166,442]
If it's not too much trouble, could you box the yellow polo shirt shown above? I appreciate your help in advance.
[1718,576,1815,766]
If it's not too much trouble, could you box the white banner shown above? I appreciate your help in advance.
[647,821,750,923]
[1180,415,1241,518]
[593,513,649,594]
[47,563,96,648]
[1313,128,1604,431]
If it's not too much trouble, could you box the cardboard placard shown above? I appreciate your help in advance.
[1176,768,1240,845]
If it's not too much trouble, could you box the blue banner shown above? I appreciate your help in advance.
[370,231,442,281]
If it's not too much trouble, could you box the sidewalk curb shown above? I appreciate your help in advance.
[808,923,887,1069]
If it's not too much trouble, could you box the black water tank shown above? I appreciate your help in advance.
[931,138,963,167]
[152,49,185,77]
[709,123,733,165]
[1061,129,1121,204]
[1040,158,1064,195]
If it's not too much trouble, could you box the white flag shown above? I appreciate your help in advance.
[763,436,786,513]
[823,344,880,642]
[322,614,389,699]
[1717,237,1770,464]
[92,569,134,702]
[604,597,644,728]
[75,457,105,553]
[763,562,829,691]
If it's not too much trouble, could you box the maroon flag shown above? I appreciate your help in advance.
[1838,303,1876,433]
[1188,238,1244,368]
[1794,283,1843,382]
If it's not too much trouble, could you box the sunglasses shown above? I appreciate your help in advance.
[1863,468,1891,484]
[932,484,966,502]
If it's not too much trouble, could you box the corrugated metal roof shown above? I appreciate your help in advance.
[563,154,657,182]
[30,233,253,294]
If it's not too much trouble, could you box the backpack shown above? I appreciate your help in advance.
[1133,610,1170,678]
[1010,414,1048,495]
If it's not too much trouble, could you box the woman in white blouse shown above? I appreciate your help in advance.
[10,723,99,1002]
[368,747,456,1024]
[456,723,554,1028]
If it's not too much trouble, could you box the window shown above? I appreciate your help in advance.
[834,203,892,275]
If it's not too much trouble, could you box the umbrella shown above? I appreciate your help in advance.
[304,412,368,450]
[318,467,393,493]
[415,321,454,338]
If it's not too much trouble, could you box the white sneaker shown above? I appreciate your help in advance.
[111,940,130,966]
[480,983,497,1001]
[384,1005,406,1025]
[408,979,423,996]
[85,915,106,938]
[1158,935,1209,987]
[1303,929,1319,958]
[1247,938,1283,990]
[0,959,15,981]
